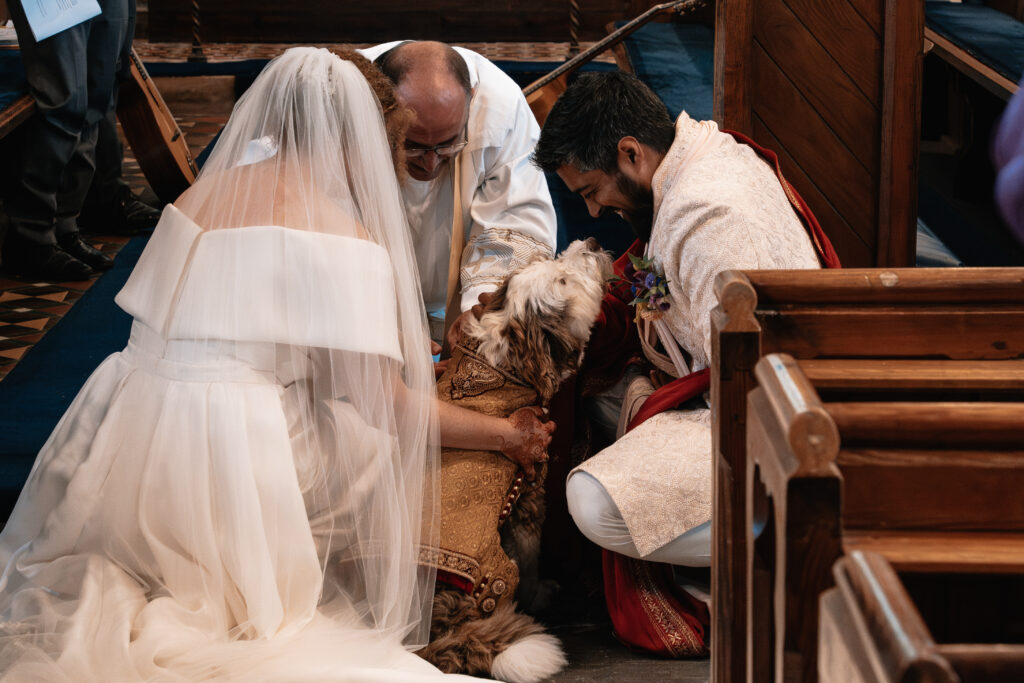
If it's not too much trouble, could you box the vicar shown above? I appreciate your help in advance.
[359,41,557,352]
[533,70,838,655]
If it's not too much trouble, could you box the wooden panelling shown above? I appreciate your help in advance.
[846,0,883,35]
[877,0,924,266]
[752,115,874,266]
[754,0,879,172]
[713,0,754,133]
[778,0,881,105]
[751,42,877,250]
[759,309,1024,360]
[733,267,1024,305]
[148,0,665,43]
[839,449,1024,531]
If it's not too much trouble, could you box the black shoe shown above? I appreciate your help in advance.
[2,239,94,281]
[79,188,161,235]
[57,232,114,271]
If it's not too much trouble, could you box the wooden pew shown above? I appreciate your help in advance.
[710,266,1024,683]
[0,93,33,141]
[745,352,1024,683]
[820,551,1024,683]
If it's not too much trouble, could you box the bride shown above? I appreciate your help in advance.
[0,47,551,681]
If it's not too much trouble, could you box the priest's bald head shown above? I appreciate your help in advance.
[375,41,472,181]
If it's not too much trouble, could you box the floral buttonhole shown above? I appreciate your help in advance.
[617,252,671,323]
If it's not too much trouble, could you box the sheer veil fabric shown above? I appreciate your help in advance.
[0,48,483,681]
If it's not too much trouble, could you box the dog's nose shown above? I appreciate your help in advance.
[584,237,600,252]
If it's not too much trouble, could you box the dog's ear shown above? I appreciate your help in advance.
[481,279,510,315]
[505,308,584,402]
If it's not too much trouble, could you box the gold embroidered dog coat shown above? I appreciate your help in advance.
[421,335,545,613]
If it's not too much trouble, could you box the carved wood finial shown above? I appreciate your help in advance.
[754,353,839,473]
[714,269,758,331]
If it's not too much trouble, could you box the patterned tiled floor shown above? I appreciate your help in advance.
[0,101,226,380]
[0,40,614,380]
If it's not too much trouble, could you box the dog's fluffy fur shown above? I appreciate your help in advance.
[469,237,613,399]
[422,238,612,683]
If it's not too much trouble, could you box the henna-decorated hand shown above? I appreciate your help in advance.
[500,406,556,481]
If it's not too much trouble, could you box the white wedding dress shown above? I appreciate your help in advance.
[0,206,484,682]
[0,48,491,682]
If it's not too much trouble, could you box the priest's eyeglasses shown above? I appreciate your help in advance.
[404,137,468,159]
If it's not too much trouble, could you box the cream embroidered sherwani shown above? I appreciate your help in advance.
[359,43,557,328]
[572,113,820,558]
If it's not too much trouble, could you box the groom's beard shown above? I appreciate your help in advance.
[615,172,655,243]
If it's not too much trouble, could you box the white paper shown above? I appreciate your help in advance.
[22,0,101,42]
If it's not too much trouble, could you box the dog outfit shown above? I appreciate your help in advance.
[422,335,544,614]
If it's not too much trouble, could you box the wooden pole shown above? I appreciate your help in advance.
[568,0,581,56]
[188,0,207,63]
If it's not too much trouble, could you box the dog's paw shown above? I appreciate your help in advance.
[491,633,567,683]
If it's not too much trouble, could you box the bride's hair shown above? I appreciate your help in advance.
[332,48,413,178]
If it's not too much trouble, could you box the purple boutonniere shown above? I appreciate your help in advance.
[619,253,671,322]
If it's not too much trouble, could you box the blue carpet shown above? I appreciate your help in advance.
[0,235,149,503]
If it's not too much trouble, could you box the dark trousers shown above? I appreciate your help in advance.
[7,0,133,246]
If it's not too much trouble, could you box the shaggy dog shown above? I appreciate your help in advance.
[418,238,613,683]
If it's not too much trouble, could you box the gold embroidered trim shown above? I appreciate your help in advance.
[635,561,704,657]
[419,545,481,585]
[455,338,530,389]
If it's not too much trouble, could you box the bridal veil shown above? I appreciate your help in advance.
[0,47,453,680]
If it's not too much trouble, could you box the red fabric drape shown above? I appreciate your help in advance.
[598,132,842,657]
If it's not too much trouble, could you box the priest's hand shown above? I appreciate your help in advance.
[445,292,495,350]
[500,406,556,481]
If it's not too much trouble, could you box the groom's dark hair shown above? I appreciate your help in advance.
[533,71,675,174]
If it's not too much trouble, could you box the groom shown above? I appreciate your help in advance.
[534,70,837,655]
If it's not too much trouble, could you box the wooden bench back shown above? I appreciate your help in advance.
[711,266,1024,683]
[821,551,1024,683]
[724,267,1024,360]
[745,352,1024,682]
[752,353,1024,537]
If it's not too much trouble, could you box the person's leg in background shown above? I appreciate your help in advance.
[78,1,161,237]
[54,0,134,269]
[2,0,94,279]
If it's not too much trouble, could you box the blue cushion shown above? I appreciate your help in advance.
[926,1,1024,84]
[616,21,714,121]
[0,50,26,111]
